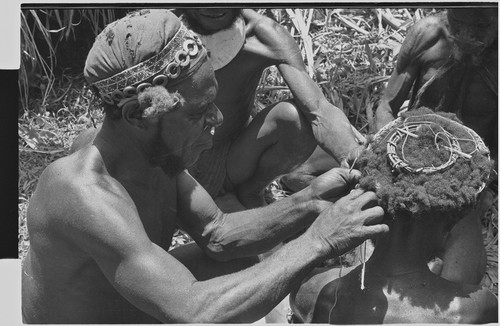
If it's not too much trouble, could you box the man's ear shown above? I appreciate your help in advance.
[120,98,148,129]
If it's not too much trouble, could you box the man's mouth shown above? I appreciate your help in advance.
[204,125,216,136]
[200,12,227,19]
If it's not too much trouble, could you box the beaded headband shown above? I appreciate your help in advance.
[91,24,205,105]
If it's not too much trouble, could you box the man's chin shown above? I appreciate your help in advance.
[183,149,206,170]
[151,154,186,177]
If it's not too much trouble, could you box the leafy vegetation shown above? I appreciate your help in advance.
[18,7,497,295]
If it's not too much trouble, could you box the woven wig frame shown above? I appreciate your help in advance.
[372,114,490,191]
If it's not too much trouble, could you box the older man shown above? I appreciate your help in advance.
[72,8,364,209]
[22,10,388,323]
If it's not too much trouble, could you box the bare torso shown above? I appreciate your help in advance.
[292,265,497,324]
[211,11,275,142]
[22,146,178,323]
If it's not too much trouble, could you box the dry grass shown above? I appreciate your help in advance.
[18,8,497,296]
[18,80,102,258]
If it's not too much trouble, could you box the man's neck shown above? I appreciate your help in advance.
[93,118,157,183]
[368,218,444,277]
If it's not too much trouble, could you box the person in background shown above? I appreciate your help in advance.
[373,7,497,285]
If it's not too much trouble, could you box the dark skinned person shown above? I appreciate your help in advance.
[178,7,498,287]
[22,10,388,324]
[373,8,498,285]
[290,110,498,324]
[72,8,365,211]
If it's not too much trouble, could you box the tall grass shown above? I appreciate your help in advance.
[19,9,117,113]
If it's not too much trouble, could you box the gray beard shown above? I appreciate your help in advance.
[149,132,186,177]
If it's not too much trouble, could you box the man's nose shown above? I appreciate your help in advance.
[206,103,224,128]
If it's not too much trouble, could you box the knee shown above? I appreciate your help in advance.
[268,101,315,147]
[270,101,309,130]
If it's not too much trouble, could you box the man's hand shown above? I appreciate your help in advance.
[305,167,362,202]
[304,188,388,258]
[340,146,366,169]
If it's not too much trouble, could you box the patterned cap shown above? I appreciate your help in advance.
[84,9,207,105]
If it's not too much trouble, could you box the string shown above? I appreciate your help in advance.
[328,256,344,324]
[360,240,367,291]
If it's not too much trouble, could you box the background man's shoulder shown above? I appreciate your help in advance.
[242,9,289,40]
[397,14,449,68]
[411,14,448,33]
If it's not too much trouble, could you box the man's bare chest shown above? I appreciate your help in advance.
[215,50,269,101]
[418,60,497,115]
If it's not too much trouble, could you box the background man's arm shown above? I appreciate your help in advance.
[375,16,446,131]
[244,9,361,161]
[61,173,386,323]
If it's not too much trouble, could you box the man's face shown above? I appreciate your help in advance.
[182,9,242,35]
[447,8,498,60]
[151,58,223,175]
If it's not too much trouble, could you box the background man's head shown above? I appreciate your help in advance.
[179,9,243,35]
[447,8,498,61]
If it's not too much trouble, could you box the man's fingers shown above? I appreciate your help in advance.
[345,168,362,183]
[361,206,385,225]
[362,224,389,237]
[326,167,361,185]
[348,186,366,197]
[348,190,378,207]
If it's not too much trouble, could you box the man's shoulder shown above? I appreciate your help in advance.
[452,284,498,323]
[42,150,110,192]
[242,9,292,44]
[425,280,499,323]
[239,9,302,65]
[404,15,449,49]
[410,14,447,34]
[397,14,449,69]
[241,9,273,28]
[33,151,121,222]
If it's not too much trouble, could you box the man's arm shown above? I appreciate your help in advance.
[59,172,387,323]
[177,168,361,261]
[375,16,447,131]
[244,9,361,161]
